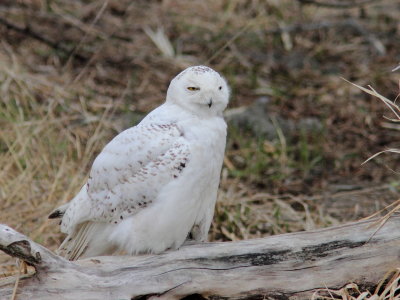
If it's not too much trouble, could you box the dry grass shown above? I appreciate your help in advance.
[313,268,400,300]
[345,79,400,240]
[0,52,117,250]
[0,0,400,297]
[308,78,400,300]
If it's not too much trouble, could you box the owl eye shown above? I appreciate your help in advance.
[187,87,200,91]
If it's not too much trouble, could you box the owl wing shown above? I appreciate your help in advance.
[60,122,190,234]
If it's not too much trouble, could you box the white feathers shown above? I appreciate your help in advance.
[52,65,230,260]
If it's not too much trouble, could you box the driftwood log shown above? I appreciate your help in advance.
[0,216,400,300]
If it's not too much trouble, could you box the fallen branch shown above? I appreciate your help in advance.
[0,216,400,299]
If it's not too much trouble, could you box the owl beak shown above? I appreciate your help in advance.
[208,98,213,108]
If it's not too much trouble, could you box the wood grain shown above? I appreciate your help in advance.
[1,216,400,299]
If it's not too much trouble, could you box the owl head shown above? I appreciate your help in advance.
[166,66,230,117]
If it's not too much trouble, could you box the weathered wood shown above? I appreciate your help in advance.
[0,216,400,300]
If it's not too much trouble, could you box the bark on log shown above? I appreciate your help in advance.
[0,216,400,300]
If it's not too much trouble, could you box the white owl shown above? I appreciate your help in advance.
[49,65,230,260]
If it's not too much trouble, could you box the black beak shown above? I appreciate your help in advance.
[208,99,213,108]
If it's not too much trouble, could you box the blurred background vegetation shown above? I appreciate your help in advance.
[0,0,399,261]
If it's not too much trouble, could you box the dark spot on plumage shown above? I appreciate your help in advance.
[176,162,186,172]
[138,203,142,206]
[142,195,146,199]
[48,210,63,219]
[173,175,178,179]
[120,215,123,220]
[91,259,101,264]
[114,221,118,224]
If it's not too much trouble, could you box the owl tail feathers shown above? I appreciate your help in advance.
[57,222,118,261]
[57,221,91,260]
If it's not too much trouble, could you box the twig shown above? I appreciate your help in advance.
[10,259,23,300]
[64,0,109,68]
[297,0,381,8]
[1,6,132,42]
[206,21,254,64]
[0,16,138,73]
[342,79,399,120]
[392,64,400,72]
[0,16,87,62]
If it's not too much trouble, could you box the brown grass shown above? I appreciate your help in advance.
[313,268,400,300]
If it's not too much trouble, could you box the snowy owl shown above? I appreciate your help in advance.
[49,65,230,260]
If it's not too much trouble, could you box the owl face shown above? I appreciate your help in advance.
[166,66,230,117]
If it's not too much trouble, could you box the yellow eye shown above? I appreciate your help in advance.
[187,87,200,91]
